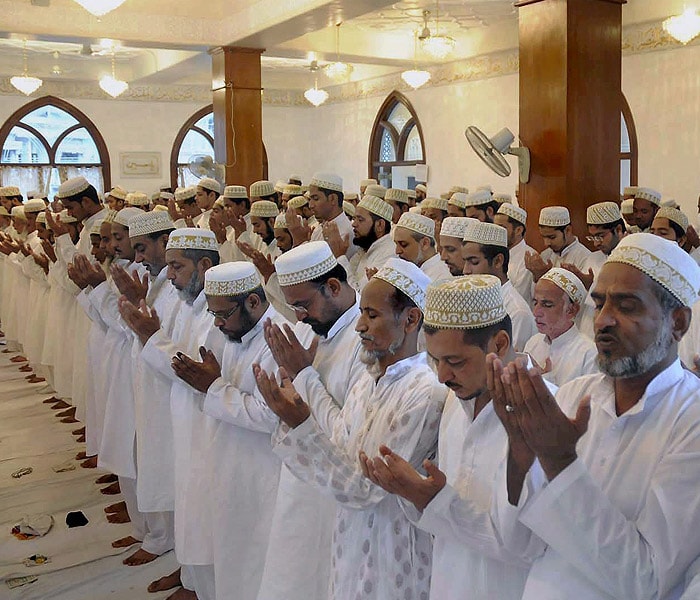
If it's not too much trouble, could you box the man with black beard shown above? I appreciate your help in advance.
[249,200,280,258]
[332,194,396,292]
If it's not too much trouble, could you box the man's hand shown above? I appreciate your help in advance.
[285,207,311,247]
[18,242,31,257]
[45,210,70,238]
[561,263,594,291]
[687,224,700,250]
[237,241,275,282]
[524,251,553,282]
[227,210,248,239]
[209,213,228,244]
[365,267,378,281]
[263,319,319,378]
[321,221,349,258]
[171,346,221,393]
[360,445,446,512]
[32,252,49,274]
[167,198,183,222]
[253,364,310,428]
[67,261,89,289]
[111,263,149,304]
[40,239,57,263]
[73,254,106,288]
[118,297,161,345]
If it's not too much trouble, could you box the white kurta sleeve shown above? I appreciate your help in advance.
[203,377,278,433]
[681,555,700,599]
[141,329,187,383]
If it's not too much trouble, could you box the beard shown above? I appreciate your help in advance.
[358,332,405,378]
[177,270,203,305]
[221,305,256,343]
[353,228,379,251]
[597,320,673,378]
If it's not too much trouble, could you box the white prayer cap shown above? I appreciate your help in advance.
[151,191,160,202]
[274,213,288,229]
[175,186,196,203]
[661,198,679,209]
[373,257,431,313]
[250,200,279,218]
[407,189,416,200]
[421,197,448,212]
[108,186,128,201]
[621,198,634,214]
[409,206,422,214]
[125,192,150,207]
[497,203,527,225]
[310,173,343,193]
[463,220,508,248]
[223,185,248,199]
[274,180,286,193]
[275,241,338,287]
[539,206,570,227]
[440,216,471,240]
[449,185,469,195]
[415,184,428,194]
[57,176,90,199]
[198,177,221,194]
[284,184,303,197]
[655,206,689,233]
[357,195,393,222]
[344,192,358,202]
[36,211,47,225]
[113,207,145,228]
[493,192,512,204]
[449,192,468,209]
[587,201,622,225]
[360,179,377,188]
[540,267,587,305]
[623,186,638,197]
[635,187,662,206]
[103,209,117,224]
[204,261,261,297]
[386,188,409,204]
[464,189,493,207]
[128,210,175,238]
[23,198,46,213]
[89,219,104,235]
[250,180,275,197]
[396,212,436,240]
[425,274,507,330]
[11,206,26,219]
[0,186,20,197]
[166,227,219,252]
[27,190,42,199]
[343,201,356,217]
[214,196,225,209]
[0,206,9,216]
[288,196,308,209]
[607,232,700,307]
[365,184,387,199]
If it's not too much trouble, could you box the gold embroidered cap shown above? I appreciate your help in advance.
[465,189,492,207]
[288,196,308,209]
[23,198,46,213]
[275,240,338,287]
[0,186,20,197]
[310,173,343,193]
[204,261,261,297]
[166,227,219,252]
[635,187,662,206]
[284,184,303,197]
[623,186,638,197]
[250,200,280,218]
[360,179,378,188]
[655,206,689,233]
[125,192,150,207]
[385,188,409,204]
[497,203,527,225]
[449,192,468,209]
[396,212,435,240]
[343,201,356,218]
[425,274,507,329]
[539,206,570,227]
[57,176,90,199]
[373,257,431,312]
[621,198,634,215]
[175,186,196,203]
[365,184,387,199]
[198,177,222,194]
[357,195,393,222]
[108,186,128,201]
[10,206,26,220]
[223,185,248,199]
[420,197,449,212]
[250,180,275,198]
[129,210,175,238]
[587,201,622,225]
[449,185,469,195]
[540,267,587,305]
[463,220,508,247]
[493,192,512,204]
[274,213,288,229]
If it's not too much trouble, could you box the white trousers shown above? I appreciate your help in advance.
[181,564,216,600]
[118,476,175,555]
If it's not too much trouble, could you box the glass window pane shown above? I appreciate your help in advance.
[388,102,412,133]
[621,112,630,153]
[55,127,100,163]
[20,105,79,146]
[404,125,423,161]
[1,126,49,164]
[194,113,214,138]
[620,159,631,194]
[178,130,214,164]
[379,128,396,162]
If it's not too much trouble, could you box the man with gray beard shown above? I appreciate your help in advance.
[487,232,700,600]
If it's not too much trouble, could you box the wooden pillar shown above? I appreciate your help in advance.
[517,0,624,250]
[211,46,264,189]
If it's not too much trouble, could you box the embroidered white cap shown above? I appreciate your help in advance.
[365,184,387,199]
[587,202,622,225]
[310,173,343,193]
[497,203,527,225]
[635,187,662,206]
[621,198,634,215]
[425,274,507,329]
[463,220,508,248]
[166,227,219,252]
[284,184,303,197]
[125,192,150,207]
[540,267,587,305]
[128,210,175,238]
[386,188,409,204]
[415,184,428,194]
[250,180,275,198]
[11,206,26,219]
[343,201,356,217]
[275,240,338,287]
[250,200,280,218]
[440,216,472,240]
[357,195,393,222]
[23,198,46,213]
[623,186,638,197]
[198,177,222,194]
[655,206,689,234]
[373,257,431,312]
[493,192,512,204]
[113,207,145,228]
[360,179,378,188]
[175,186,197,202]
[288,196,308,209]
[465,190,493,207]
[223,185,248,199]
[0,186,20,197]
[449,185,469,195]
[57,176,90,199]
[108,186,128,201]
[539,206,570,227]
[274,213,288,229]
[204,261,261,297]
[396,212,436,240]
[421,197,449,212]
[449,192,468,209]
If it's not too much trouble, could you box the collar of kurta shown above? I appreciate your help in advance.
[323,298,360,341]
[556,236,581,258]
[547,322,579,348]
[240,304,277,346]
[379,351,427,383]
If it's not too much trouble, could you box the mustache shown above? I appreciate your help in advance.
[359,334,375,342]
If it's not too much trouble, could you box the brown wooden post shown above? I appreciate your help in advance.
[211,46,264,189]
[517,0,624,250]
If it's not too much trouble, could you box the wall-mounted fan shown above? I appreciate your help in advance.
[187,154,225,182]
[465,126,531,183]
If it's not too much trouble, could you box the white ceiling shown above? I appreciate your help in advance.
[0,0,691,92]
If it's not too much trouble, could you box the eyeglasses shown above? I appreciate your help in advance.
[207,304,240,320]
[586,233,609,243]
[284,284,325,315]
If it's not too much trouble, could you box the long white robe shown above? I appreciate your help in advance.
[540,236,592,271]
[338,233,396,292]
[508,239,535,306]
[421,253,452,281]
[502,280,537,352]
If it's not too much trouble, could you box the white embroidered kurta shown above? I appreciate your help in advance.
[257,302,365,600]
[502,280,537,352]
[524,325,598,387]
[338,233,396,292]
[274,353,446,600]
[509,239,536,306]
[498,360,700,600]
[421,253,452,281]
[540,237,592,272]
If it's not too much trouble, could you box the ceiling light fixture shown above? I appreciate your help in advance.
[402,32,431,89]
[324,22,353,81]
[10,40,43,96]
[99,53,128,97]
[663,8,700,44]
[304,61,329,107]
[419,2,456,60]
[72,0,127,17]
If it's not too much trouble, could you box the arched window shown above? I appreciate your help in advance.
[0,96,110,199]
[368,91,426,189]
[620,93,638,192]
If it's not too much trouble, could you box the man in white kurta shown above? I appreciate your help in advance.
[393,212,452,281]
[524,267,597,387]
[308,172,358,259]
[495,203,535,306]
[256,258,445,600]
[256,241,365,600]
[492,233,700,600]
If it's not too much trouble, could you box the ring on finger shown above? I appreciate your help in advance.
[505,404,515,413]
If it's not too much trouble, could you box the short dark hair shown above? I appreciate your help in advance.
[481,243,509,273]
[225,285,268,305]
[318,187,344,208]
[370,213,392,234]
[260,192,280,206]
[590,219,625,233]
[409,230,436,248]
[309,262,348,285]
[651,281,684,313]
[147,228,175,241]
[667,220,686,240]
[230,197,251,210]
[475,200,500,216]
[387,285,423,326]
[181,248,220,267]
[63,184,100,206]
[424,314,513,352]
[505,215,526,236]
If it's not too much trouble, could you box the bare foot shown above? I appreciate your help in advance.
[56,407,76,418]
[81,456,98,469]
[19,365,33,372]
[51,400,71,410]
[101,481,121,495]
[96,473,118,485]
[124,548,158,566]
[61,417,79,424]
[27,376,46,383]
[10,355,28,363]
[43,396,60,404]
[149,568,182,593]
[76,434,86,442]
[72,426,86,435]
[1,348,12,353]
[112,535,141,548]
[165,589,196,600]
[105,501,126,513]
[107,510,131,524]
[76,451,87,460]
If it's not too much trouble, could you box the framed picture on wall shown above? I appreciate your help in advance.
[120,152,161,178]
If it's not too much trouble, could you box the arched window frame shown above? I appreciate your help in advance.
[368,91,426,183]
[0,95,111,193]
[621,93,638,188]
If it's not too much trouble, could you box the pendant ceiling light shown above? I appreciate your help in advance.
[99,53,128,97]
[663,8,700,45]
[324,22,353,81]
[419,2,456,60]
[402,32,431,89]
[304,61,329,107]
[10,40,43,96]
[73,0,127,17]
